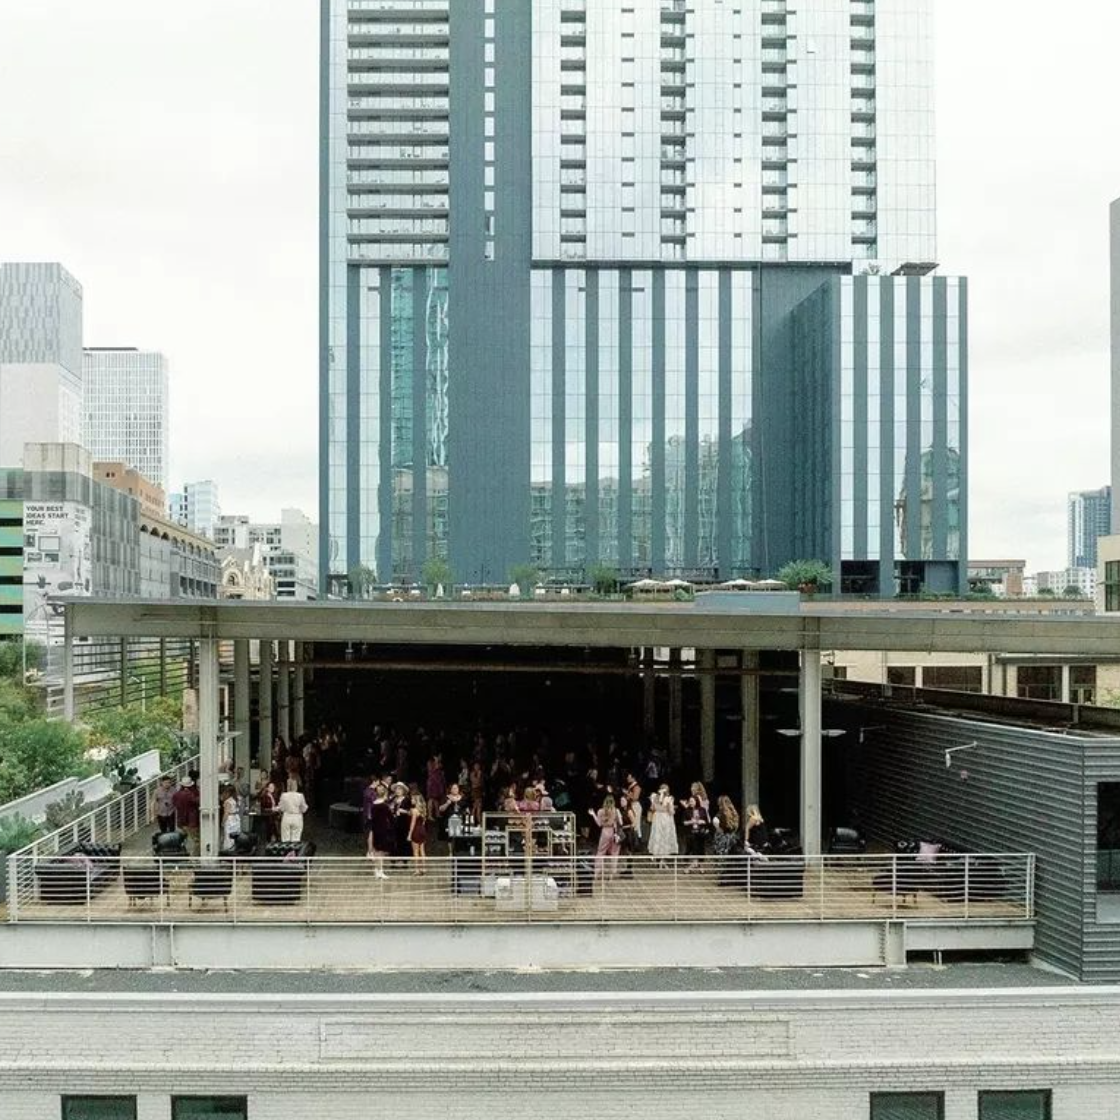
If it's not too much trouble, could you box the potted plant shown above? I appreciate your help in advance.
[776,559,834,596]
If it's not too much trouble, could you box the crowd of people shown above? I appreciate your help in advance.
[151,722,774,878]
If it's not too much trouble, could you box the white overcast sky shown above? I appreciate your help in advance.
[0,0,1117,572]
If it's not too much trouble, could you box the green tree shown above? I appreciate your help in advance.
[1062,585,1085,599]
[84,696,184,776]
[776,559,834,592]
[421,556,454,595]
[1037,587,1056,598]
[587,564,621,596]
[0,638,44,682]
[347,564,378,600]
[0,718,87,805]
[509,563,540,598]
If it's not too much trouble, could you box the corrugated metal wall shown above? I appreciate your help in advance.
[827,699,1096,979]
[1082,744,1120,980]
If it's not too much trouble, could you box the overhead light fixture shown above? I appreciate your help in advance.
[944,741,978,769]
[858,725,887,744]
[777,728,847,738]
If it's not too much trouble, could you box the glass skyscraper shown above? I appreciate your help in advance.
[321,0,966,595]
[82,348,170,492]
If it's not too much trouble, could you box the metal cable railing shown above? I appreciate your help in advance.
[6,755,199,918]
[5,851,1034,926]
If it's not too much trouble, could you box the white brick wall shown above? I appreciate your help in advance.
[0,989,1118,1119]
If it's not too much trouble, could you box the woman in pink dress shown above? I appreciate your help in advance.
[589,795,622,880]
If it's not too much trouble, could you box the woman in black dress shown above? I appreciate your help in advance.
[745,804,769,854]
[368,784,395,881]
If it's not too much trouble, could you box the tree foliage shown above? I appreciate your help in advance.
[421,556,454,593]
[0,718,87,806]
[347,564,378,600]
[84,697,184,778]
[587,564,621,596]
[508,564,539,596]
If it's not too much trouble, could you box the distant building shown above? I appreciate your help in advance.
[82,348,170,491]
[0,263,84,467]
[169,480,220,540]
[219,543,273,601]
[1027,567,1096,599]
[967,559,1026,598]
[214,508,317,600]
[321,0,967,597]
[92,461,165,520]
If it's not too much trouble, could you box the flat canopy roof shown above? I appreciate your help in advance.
[61,596,1120,656]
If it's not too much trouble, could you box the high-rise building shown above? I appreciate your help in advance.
[0,262,84,467]
[169,480,221,540]
[82,348,170,492]
[1068,486,1111,571]
[320,0,965,596]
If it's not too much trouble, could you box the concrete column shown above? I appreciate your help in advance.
[277,640,291,748]
[63,607,74,722]
[1060,663,1072,704]
[699,649,716,782]
[293,641,306,740]
[233,639,251,775]
[740,651,760,811]
[198,637,221,860]
[258,640,274,775]
[800,650,823,857]
[158,637,167,697]
[642,648,656,746]
[668,648,683,768]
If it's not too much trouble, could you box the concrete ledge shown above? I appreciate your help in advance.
[904,920,1035,953]
[0,918,1033,970]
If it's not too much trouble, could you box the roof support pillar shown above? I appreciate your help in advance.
[198,636,221,860]
[258,640,274,775]
[740,650,760,813]
[233,639,251,777]
[699,649,716,783]
[800,649,823,857]
[668,648,683,767]
[293,641,306,741]
[277,640,291,749]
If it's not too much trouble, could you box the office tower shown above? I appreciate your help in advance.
[321,0,965,596]
[0,262,84,467]
[83,348,171,492]
[169,480,221,540]
[1068,486,1111,571]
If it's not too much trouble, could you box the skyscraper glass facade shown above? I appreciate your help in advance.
[82,348,170,492]
[322,0,962,595]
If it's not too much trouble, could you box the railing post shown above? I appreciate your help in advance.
[305,858,312,925]
[7,854,18,922]
[818,856,826,921]
[891,854,898,921]
[85,864,92,924]
[745,856,752,921]
[231,858,239,925]
[158,859,166,923]
[963,854,970,920]
[1026,854,1035,919]
[672,858,679,922]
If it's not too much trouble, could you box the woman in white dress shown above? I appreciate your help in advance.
[646,785,679,868]
[220,784,241,850]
